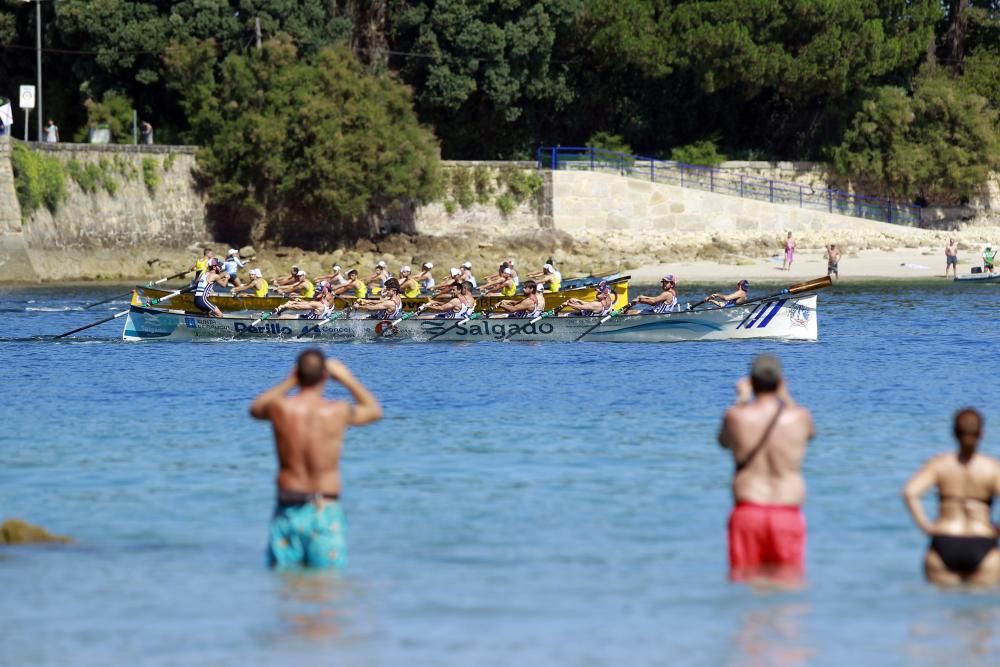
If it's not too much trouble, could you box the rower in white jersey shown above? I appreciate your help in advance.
[354,278,403,320]
[416,262,435,291]
[631,274,680,314]
[496,280,544,318]
[458,261,477,288]
[423,281,477,318]
[561,281,615,316]
[193,259,230,317]
[276,282,336,319]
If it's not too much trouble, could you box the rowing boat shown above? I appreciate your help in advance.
[131,274,630,313]
[954,271,1000,282]
[122,293,818,342]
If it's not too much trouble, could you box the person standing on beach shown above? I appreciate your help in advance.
[44,119,59,143]
[826,245,841,280]
[782,232,795,271]
[945,240,958,278]
[718,355,815,582]
[903,409,1000,587]
[251,350,382,570]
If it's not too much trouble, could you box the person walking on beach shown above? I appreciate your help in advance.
[718,355,815,582]
[902,409,1000,587]
[251,350,382,570]
[945,239,958,278]
[782,232,795,271]
[826,245,840,280]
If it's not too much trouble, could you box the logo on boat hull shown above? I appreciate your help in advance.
[375,321,399,337]
[788,304,811,328]
[419,320,555,339]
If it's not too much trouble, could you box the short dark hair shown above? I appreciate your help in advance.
[522,280,536,291]
[954,408,983,438]
[750,354,782,394]
[296,349,326,387]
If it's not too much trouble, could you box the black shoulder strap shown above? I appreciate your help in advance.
[735,399,786,473]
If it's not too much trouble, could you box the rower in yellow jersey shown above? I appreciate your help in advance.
[332,269,368,299]
[277,270,314,298]
[536,263,561,293]
[481,266,517,296]
[231,268,270,298]
[397,266,422,298]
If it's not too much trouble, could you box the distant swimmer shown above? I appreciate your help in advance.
[354,278,402,319]
[944,239,958,278]
[561,281,615,316]
[983,246,996,274]
[231,268,269,298]
[423,281,476,318]
[251,350,382,570]
[706,280,749,308]
[496,279,544,318]
[782,232,795,271]
[397,266,422,298]
[903,409,1000,587]
[718,355,815,582]
[826,245,841,280]
[632,274,679,313]
[193,259,229,317]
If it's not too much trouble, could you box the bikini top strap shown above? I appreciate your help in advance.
[735,399,786,474]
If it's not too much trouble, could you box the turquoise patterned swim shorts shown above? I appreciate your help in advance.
[268,500,347,570]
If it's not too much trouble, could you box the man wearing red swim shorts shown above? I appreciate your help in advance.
[718,355,815,582]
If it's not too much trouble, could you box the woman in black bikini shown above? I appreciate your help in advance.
[903,408,1000,586]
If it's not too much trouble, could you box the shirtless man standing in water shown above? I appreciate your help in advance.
[251,350,383,569]
[903,409,1000,586]
[718,355,815,582]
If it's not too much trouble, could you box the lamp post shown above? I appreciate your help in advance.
[22,0,42,141]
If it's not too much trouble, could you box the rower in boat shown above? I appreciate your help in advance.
[458,261,477,288]
[706,279,749,308]
[480,264,517,296]
[496,279,544,318]
[331,269,368,299]
[434,268,462,295]
[275,282,337,319]
[423,281,477,318]
[533,263,562,294]
[193,259,230,317]
[561,281,615,316]
[223,249,246,287]
[190,248,214,284]
[631,274,680,313]
[416,262,435,292]
[397,266,422,298]
[506,258,520,287]
[277,270,315,299]
[316,264,348,287]
[362,260,391,296]
[272,265,300,290]
[353,278,403,319]
[231,268,269,298]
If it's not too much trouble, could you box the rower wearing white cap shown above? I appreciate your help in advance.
[231,268,270,298]
[458,261,477,288]
[506,258,520,287]
[316,264,348,287]
[363,260,391,296]
[532,262,561,294]
[222,249,246,286]
[273,265,300,289]
[415,262,435,292]
[482,264,517,296]
[331,269,367,299]
[631,274,680,313]
[397,266,421,298]
[562,281,615,316]
[434,267,463,295]
[277,269,315,299]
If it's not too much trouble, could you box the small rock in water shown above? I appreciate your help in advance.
[0,518,71,545]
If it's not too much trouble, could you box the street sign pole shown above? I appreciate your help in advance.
[19,85,36,141]
[23,110,28,141]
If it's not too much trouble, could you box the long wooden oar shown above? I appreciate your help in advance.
[572,301,637,342]
[56,287,192,339]
[692,276,833,311]
[83,269,190,309]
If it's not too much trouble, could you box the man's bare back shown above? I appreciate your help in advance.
[719,378,815,506]
[251,354,382,497]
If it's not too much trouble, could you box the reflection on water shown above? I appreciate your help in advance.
[277,572,349,643]
[726,601,812,667]
[905,603,1000,663]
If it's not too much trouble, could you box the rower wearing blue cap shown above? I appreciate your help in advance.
[707,279,750,308]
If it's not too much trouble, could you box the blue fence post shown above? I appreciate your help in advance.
[739,175,744,198]
[551,147,557,171]
[650,159,654,182]
[827,190,832,213]
[590,146,594,171]
[680,165,685,188]
[710,169,714,192]
[536,145,541,169]
[769,181,774,203]
[799,186,803,208]
[887,201,893,224]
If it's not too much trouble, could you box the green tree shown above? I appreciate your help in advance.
[165,39,441,247]
[830,67,1000,204]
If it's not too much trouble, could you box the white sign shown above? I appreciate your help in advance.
[19,85,35,109]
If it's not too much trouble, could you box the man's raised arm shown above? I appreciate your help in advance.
[326,360,383,425]
[250,375,297,420]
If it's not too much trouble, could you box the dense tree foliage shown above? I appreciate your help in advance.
[164,39,440,246]
[1,0,999,223]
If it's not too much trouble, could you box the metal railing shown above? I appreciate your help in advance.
[537,146,921,226]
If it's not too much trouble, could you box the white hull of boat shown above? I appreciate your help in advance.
[954,272,1000,282]
[123,294,819,343]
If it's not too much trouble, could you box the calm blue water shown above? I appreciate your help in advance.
[2,281,1000,666]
